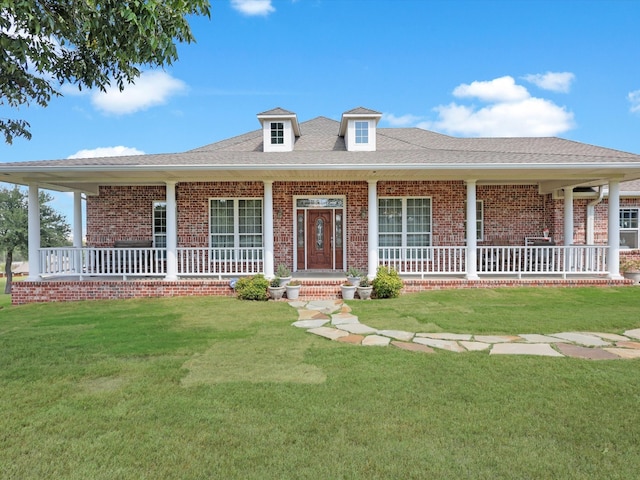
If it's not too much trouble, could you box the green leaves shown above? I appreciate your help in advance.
[0,0,211,143]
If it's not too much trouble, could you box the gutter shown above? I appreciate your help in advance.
[586,187,605,244]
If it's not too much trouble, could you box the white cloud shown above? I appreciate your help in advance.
[453,76,530,103]
[423,76,575,137]
[382,113,423,127]
[523,72,575,93]
[231,0,275,16]
[67,146,145,159]
[91,71,186,115]
[629,90,640,113]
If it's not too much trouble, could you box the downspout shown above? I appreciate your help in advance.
[586,187,604,245]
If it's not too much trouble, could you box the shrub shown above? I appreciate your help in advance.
[276,264,291,278]
[372,266,403,298]
[235,274,269,301]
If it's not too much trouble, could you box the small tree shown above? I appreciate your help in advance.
[0,186,70,293]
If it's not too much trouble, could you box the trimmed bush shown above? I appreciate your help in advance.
[372,266,404,298]
[235,274,269,301]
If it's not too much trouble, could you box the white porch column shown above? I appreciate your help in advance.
[165,181,178,281]
[27,184,41,281]
[607,180,623,279]
[264,181,275,278]
[73,192,83,248]
[367,180,378,279]
[466,180,479,280]
[563,188,574,245]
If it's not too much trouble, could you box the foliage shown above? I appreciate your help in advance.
[0,0,211,143]
[269,276,281,288]
[0,186,70,293]
[372,266,404,298]
[620,257,640,272]
[346,266,363,278]
[287,280,301,287]
[235,274,269,301]
[276,263,291,278]
[358,276,371,288]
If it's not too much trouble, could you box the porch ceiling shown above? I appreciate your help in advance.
[3,164,640,195]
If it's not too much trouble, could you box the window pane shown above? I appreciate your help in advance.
[407,198,431,233]
[620,209,638,229]
[407,233,430,247]
[355,121,368,144]
[621,231,638,249]
[378,199,402,233]
[379,234,401,247]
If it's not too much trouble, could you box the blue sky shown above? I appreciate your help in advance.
[2,0,640,220]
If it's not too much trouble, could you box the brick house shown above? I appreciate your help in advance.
[3,106,640,304]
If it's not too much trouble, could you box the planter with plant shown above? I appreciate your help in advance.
[267,277,286,300]
[276,264,292,286]
[372,266,404,298]
[285,279,302,300]
[356,277,373,300]
[621,257,640,284]
[340,282,356,300]
[346,266,363,286]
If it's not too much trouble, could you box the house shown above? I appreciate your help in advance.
[3,106,640,304]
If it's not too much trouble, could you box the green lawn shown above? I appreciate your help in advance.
[1,287,640,479]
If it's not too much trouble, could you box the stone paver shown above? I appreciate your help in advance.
[391,341,435,353]
[336,334,365,345]
[362,335,391,347]
[460,341,491,352]
[549,332,610,347]
[331,313,360,325]
[339,323,379,335]
[415,332,472,341]
[474,335,522,344]
[556,343,619,360]
[604,348,640,359]
[490,343,564,357]
[518,334,566,343]
[292,319,330,329]
[377,330,415,342]
[307,327,350,341]
[292,301,640,361]
[413,337,466,352]
[623,328,640,340]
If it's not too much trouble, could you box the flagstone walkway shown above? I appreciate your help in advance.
[289,300,640,360]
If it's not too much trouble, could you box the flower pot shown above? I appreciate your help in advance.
[268,286,285,300]
[278,276,292,287]
[346,276,360,287]
[341,284,356,300]
[286,284,301,300]
[356,286,373,300]
[623,271,640,285]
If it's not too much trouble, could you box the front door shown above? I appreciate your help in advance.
[307,210,333,269]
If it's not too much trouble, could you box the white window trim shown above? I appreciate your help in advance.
[355,121,369,144]
[209,197,263,249]
[378,196,432,248]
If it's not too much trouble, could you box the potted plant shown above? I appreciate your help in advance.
[285,279,302,300]
[346,266,362,286]
[620,258,640,284]
[276,264,292,286]
[267,277,286,300]
[340,282,356,300]
[356,276,373,300]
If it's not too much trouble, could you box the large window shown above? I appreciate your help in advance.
[270,122,284,144]
[378,197,432,250]
[210,199,263,250]
[153,201,167,254]
[620,208,639,248]
[355,121,369,144]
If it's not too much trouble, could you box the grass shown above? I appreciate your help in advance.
[0,287,639,479]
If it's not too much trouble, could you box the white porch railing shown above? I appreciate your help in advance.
[39,247,265,279]
[379,246,467,277]
[176,247,264,279]
[477,245,609,277]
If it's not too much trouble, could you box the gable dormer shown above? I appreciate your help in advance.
[257,108,301,152]
[338,107,382,152]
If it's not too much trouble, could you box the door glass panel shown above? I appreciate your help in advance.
[335,213,343,248]
[297,213,305,248]
[316,218,324,248]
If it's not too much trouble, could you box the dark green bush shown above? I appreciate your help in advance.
[235,274,269,301]
[372,266,404,298]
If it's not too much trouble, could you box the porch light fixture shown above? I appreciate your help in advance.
[360,207,367,219]
[277,208,283,218]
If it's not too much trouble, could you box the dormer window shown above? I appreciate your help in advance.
[271,122,284,145]
[355,121,369,144]
[257,108,301,152]
[339,107,382,152]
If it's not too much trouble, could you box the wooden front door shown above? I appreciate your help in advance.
[307,210,333,269]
